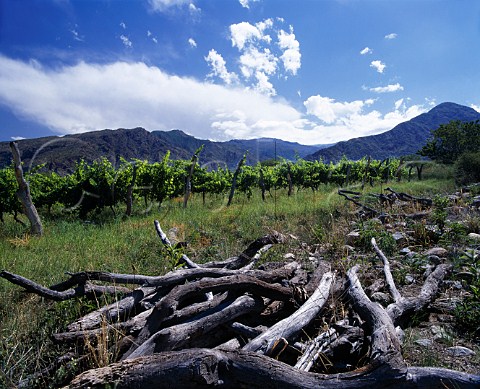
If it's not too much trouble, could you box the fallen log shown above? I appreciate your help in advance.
[3,222,479,388]
[123,274,295,358]
[125,294,265,359]
[243,271,334,354]
[0,270,130,301]
[371,237,451,327]
[65,348,480,389]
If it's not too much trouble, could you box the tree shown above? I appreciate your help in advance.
[419,120,480,164]
[455,151,480,185]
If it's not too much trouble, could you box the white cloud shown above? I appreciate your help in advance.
[369,83,404,93]
[277,27,301,75]
[360,47,372,55]
[471,104,480,113]
[370,60,386,73]
[385,33,397,40]
[70,27,84,42]
[304,96,368,124]
[188,38,197,48]
[120,22,126,29]
[230,22,263,50]
[188,2,201,15]
[239,47,277,78]
[120,35,132,48]
[304,95,425,143]
[239,0,260,9]
[11,136,26,141]
[0,55,427,146]
[253,71,276,96]
[395,98,404,110]
[223,19,301,95]
[147,30,158,44]
[148,0,193,12]
[205,49,239,85]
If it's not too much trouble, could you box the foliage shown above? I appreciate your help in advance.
[454,249,480,338]
[419,120,480,164]
[454,151,480,185]
[0,156,420,221]
[431,195,449,232]
[358,220,397,257]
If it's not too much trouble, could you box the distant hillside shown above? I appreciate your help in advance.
[0,128,321,173]
[306,102,480,162]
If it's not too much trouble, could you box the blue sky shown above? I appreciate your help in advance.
[0,0,479,145]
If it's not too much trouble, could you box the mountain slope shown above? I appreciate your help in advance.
[0,128,320,172]
[306,102,480,162]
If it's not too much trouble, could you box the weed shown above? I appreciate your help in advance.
[358,220,397,256]
[431,195,449,232]
[454,248,480,338]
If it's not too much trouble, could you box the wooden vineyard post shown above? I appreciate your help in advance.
[227,153,247,207]
[9,141,43,236]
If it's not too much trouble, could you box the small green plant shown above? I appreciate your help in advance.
[431,195,449,232]
[454,248,480,338]
[161,244,187,271]
[440,221,467,246]
[358,221,397,256]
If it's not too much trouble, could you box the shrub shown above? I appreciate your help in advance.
[455,151,480,185]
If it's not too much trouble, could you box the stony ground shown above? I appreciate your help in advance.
[282,186,480,374]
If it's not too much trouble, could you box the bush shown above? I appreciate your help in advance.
[455,151,480,185]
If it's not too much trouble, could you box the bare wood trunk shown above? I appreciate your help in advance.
[227,153,247,206]
[125,294,265,359]
[183,149,200,208]
[0,270,129,301]
[259,168,266,201]
[9,141,43,236]
[125,163,137,216]
[65,348,480,389]
[243,271,333,354]
[361,156,371,190]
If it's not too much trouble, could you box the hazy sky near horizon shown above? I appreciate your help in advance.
[1,0,479,145]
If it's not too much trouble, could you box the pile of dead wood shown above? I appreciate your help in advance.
[1,220,479,388]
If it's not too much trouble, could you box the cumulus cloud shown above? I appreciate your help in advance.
[304,95,425,143]
[215,19,300,95]
[304,96,371,124]
[230,21,263,50]
[239,47,277,79]
[120,22,126,29]
[385,33,397,40]
[205,49,239,85]
[278,27,301,75]
[369,83,404,93]
[188,38,197,48]
[370,60,386,73]
[471,104,480,113]
[0,55,426,145]
[253,71,276,96]
[120,35,132,48]
[11,136,26,141]
[360,47,372,55]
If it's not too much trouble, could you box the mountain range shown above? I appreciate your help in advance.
[307,102,480,162]
[1,102,479,172]
[0,128,323,172]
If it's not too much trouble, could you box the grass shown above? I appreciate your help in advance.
[0,177,456,387]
